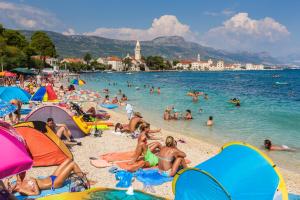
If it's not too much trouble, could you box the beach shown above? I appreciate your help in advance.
[27,107,300,198]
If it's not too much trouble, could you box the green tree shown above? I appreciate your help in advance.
[30,31,56,68]
[122,57,132,71]
[3,29,28,49]
[83,53,92,65]
[146,56,166,70]
[172,60,179,66]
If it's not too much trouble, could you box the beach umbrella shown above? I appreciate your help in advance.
[0,71,17,77]
[0,86,31,103]
[0,124,33,179]
[11,68,36,75]
[0,99,17,117]
[71,79,86,86]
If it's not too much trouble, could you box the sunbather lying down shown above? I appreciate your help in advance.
[9,159,95,196]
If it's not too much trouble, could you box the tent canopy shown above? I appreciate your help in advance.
[31,85,58,102]
[0,124,32,179]
[25,105,85,138]
[173,142,288,200]
[11,68,36,75]
[0,86,31,103]
[14,121,73,166]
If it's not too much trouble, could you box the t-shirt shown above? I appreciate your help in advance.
[125,104,133,114]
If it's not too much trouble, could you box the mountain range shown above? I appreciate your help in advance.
[21,30,283,65]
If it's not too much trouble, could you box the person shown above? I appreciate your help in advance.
[68,84,75,91]
[163,109,171,120]
[128,124,161,167]
[264,139,295,152]
[184,109,193,120]
[0,180,17,200]
[102,95,110,104]
[111,96,119,104]
[114,122,130,133]
[121,94,128,102]
[36,74,42,86]
[206,116,213,126]
[150,87,154,94]
[47,118,80,145]
[125,103,134,120]
[157,87,161,94]
[204,93,208,100]
[157,136,187,177]
[118,89,122,95]
[9,99,22,124]
[12,159,95,196]
[236,102,241,107]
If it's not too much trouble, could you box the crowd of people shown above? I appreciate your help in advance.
[0,72,295,200]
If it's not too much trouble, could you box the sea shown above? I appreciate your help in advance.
[80,70,300,173]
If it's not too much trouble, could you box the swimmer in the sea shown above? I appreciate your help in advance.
[264,139,295,152]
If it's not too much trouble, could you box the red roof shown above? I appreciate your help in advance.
[180,60,192,64]
[107,56,122,62]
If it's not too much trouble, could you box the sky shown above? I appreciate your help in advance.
[0,0,299,57]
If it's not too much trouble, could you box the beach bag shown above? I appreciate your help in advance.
[68,172,90,192]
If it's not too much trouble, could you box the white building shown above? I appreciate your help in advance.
[245,63,265,70]
[190,59,213,71]
[96,57,107,65]
[210,60,224,71]
[175,60,192,70]
[107,56,124,71]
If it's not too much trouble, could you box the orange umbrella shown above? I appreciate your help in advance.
[0,71,17,77]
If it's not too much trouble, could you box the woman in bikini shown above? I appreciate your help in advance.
[157,136,187,177]
[11,159,94,196]
[128,123,161,168]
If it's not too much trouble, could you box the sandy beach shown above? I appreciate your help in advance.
[26,105,300,199]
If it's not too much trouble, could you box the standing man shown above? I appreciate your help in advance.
[125,103,134,120]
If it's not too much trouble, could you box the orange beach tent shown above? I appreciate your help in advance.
[14,121,73,167]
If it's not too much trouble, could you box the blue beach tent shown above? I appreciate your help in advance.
[0,87,31,103]
[173,142,288,200]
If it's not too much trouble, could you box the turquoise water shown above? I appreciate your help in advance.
[89,189,165,199]
[80,70,300,172]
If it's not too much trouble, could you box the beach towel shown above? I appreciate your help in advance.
[98,151,191,171]
[15,179,70,200]
[114,169,173,188]
[135,169,173,186]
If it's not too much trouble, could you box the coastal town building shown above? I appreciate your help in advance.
[245,63,265,70]
[107,56,123,71]
[61,58,85,64]
[175,60,192,70]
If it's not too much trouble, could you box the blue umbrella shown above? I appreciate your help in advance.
[0,99,17,117]
[0,87,31,103]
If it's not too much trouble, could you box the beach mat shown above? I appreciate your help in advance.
[135,169,173,186]
[98,151,191,171]
[15,180,70,200]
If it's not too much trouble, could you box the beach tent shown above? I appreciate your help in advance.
[31,85,58,102]
[0,122,33,179]
[0,86,31,103]
[14,121,73,166]
[173,142,288,200]
[25,105,85,138]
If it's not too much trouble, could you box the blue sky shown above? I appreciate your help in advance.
[0,0,299,57]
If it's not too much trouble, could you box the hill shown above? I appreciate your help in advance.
[21,30,281,64]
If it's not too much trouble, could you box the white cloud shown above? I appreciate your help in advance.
[201,12,290,52]
[0,1,62,30]
[84,15,196,41]
[204,9,235,17]
[63,28,76,36]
